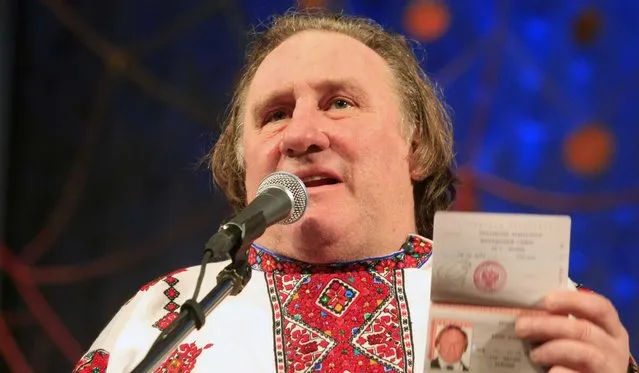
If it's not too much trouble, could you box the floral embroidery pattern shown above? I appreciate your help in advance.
[258,235,430,373]
[267,270,413,373]
[154,342,213,373]
[315,278,360,316]
[73,349,109,373]
[249,235,432,274]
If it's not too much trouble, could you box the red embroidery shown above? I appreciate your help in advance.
[267,270,414,373]
[140,268,187,292]
[73,349,109,373]
[250,234,432,274]
[256,235,429,372]
[155,311,179,330]
[315,278,359,316]
[151,269,186,330]
[154,342,213,373]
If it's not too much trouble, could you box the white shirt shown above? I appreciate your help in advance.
[73,235,435,373]
[72,234,610,373]
[432,356,467,371]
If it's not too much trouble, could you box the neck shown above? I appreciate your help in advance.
[248,233,432,274]
[255,221,416,264]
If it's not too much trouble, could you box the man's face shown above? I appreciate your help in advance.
[437,329,466,364]
[241,30,418,261]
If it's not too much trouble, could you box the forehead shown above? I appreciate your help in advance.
[245,30,396,105]
[440,328,465,340]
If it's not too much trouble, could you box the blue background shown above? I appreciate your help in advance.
[1,0,637,371]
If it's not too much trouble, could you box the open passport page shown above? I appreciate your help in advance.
[424,211,571,372]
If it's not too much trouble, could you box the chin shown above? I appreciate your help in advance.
[288,216,347,262]
[296,213,341,243]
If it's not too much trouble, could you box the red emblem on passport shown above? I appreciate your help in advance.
[473,260,507,293]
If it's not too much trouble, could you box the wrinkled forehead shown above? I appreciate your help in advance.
[243,30,398,112]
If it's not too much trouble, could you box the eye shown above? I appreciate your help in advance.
[329,98,353,110]
[264,109,289,124]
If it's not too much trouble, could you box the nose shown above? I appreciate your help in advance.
[278,105,330,157]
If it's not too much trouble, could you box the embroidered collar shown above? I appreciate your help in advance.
[247,234,432,274]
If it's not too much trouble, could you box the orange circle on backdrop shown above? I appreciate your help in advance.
[563,124,615,175]
[573,8,602,45]
[298,0,328,9]
[403,1,451,42]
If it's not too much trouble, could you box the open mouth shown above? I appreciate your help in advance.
[302,176,340,188]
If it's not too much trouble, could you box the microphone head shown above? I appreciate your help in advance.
[256,171,308,225]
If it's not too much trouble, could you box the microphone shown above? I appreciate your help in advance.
[132,172,307,373]
[208,171,308,261]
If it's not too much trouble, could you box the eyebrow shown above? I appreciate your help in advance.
[249,78,369,121]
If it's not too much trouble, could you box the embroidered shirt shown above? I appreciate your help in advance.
[73,235,638,373]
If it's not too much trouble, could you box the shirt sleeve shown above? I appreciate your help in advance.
[72,292,142,373]
[71,266,200,373]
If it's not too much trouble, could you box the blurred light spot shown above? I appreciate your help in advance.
[298,0,329,9]
[569,249,587,276]
[403,1,451,42]
[572,8,603,46]
[612,275,637,302]
[514,120,546,177]
[524,17,548,44]
[518,120,547,144]
[563,124,615,176]
[518,68,542,92]
[569,58,593,83]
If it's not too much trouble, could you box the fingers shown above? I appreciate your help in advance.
[516,314,610,347]
[529,339,606,373]
[547,367,580,373]
[543,291,627,339]
[517,291,631,373]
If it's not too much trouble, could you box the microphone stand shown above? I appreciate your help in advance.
[130,222,255,373]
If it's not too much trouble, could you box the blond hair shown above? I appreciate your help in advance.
[209,10,456,238]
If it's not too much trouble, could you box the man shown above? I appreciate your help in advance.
[430,325,469,371]
[73,10,635,373]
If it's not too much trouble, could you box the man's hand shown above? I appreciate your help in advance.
[515,290,630,373]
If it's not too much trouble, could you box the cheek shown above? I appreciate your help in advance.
[242,133,282,198]
[362,134,411,172]
[336,129,410,193]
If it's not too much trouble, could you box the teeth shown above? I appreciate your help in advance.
[302,175,327,182]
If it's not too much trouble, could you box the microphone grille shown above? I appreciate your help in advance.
[256,171,308,225]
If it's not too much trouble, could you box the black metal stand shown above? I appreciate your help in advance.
[127,173,305,372]
[130,223,252,373]
[130,260,251,373]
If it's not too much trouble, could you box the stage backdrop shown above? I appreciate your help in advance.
[2,0,638,371]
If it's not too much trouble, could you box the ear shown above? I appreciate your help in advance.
[408,137,424,182]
